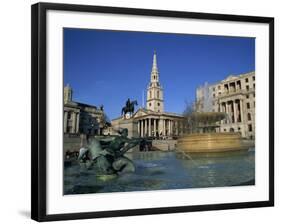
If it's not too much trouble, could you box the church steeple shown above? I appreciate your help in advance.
[146,51,164,112]
[151,50,159,82]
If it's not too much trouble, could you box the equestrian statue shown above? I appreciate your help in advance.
[121,98,138,117]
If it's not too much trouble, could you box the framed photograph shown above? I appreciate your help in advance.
[31,2,274,222]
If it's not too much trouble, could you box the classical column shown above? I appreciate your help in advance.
[229,101,233,123]
[148,118,152,136]
[76,112,80,133]
[171,120,174,136]
[163,119,166,136]
[239,100,244,123]
[64,111,68,133]
[233,101,237,123]
[175,121,179,135]
[71,112,76,133]
[141,120,144,137]
[168,120,172,135]
[153,119,156,136]
[138,121,140,137]
[225,101,229,123]
[144,119,147,136]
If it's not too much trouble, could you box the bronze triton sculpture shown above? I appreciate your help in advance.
[78,128,141,175]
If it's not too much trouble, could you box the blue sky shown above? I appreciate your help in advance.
[64,28,255,120]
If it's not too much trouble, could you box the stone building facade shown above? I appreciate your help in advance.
[112,51,184,138]
[196,71,255,139]
[64,84,106,135]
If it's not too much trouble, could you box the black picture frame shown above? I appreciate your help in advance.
[31,2,274,222]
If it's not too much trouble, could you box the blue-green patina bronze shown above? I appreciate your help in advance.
[78,128,141,175]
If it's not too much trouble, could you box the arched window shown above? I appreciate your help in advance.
[247,113,251,121]
[157,91,159,98]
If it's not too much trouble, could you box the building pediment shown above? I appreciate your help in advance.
[132,108,150,118]
[224,75,237,81]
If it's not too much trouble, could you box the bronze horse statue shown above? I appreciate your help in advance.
[121,99,138,116]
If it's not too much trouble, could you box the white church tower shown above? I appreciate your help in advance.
[146,51,164,112]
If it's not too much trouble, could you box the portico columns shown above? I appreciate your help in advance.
[163,119,166,136]
[168,120,171,136]
[233,101,237,123]
[71,112,76,133]
[153,119,156,136]
[144,119,147,136]
[225,101,229,123]
[239,100,244,123]
[138,121,140,137]
[175,121,178,135]
[64,111,68,133]
[148,118,151,136]
[141,120,144,137]
[76,112,80,133]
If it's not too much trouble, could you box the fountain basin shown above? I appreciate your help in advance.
[177,133,250,153]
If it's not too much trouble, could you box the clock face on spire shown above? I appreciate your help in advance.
[147,51,164,112]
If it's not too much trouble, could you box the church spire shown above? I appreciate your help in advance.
[152,50,158,73]
[151,50,159,82]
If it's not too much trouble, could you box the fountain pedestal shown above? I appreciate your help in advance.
[177,132,249,153]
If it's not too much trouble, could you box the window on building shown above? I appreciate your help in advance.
[158,102,160,106]
[245,78,249,83]
[213,93,215,98]
[247,102,250,109]
[246,94,249,99]
[253,76,255,81]
[157,91,159,98]
[248,124,252,132]
[248,113,251,121]
[67,113,71,119]
[154,75,156,80]
[237,80,241,89]
[253,83,255,89]
[149,103,151,107]
[246,85,249,91]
